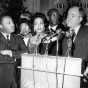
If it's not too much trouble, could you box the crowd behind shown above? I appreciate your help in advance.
[0,5,88,88]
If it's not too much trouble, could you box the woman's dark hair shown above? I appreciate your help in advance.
[19,18,30,25]
[32,12,48,26]
[20,11,33,21]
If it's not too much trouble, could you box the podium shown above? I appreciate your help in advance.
[20,54,82,88]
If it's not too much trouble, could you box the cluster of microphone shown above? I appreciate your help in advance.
[42,28,75,43]
[41,28,76,56]
[66,30,75,49]
[42,29,64,43]
[18,28,75,56]
[17,32,31,37]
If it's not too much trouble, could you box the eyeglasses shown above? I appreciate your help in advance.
[67,14,81,18]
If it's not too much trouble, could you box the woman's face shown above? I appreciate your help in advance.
[20,23,31,35]
[34,17,45,33]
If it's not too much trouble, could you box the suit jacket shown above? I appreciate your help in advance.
[0,32,28,88]
[18,35,47,55]
[62,25,88,73]
[16,35,29,54]
[46,24,65,56]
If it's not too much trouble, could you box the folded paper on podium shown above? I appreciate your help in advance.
[20,54,82,88]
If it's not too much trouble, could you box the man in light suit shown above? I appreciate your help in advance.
[62,6,88,88]
[0,14,28,88]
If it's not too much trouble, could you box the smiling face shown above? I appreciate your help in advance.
[1,16,15,34]
[34,17,45,33]
[66,7,82,29]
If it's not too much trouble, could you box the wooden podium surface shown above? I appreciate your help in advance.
[20,54,82,88]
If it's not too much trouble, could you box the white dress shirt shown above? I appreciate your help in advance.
[23,37,30,46]
[1,32,11,40]
[49,25,58,31]
[71,25,81,41]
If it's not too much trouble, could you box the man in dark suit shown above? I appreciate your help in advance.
[0,14,28,88]
[46,8,64,56]
[62,6,88,88]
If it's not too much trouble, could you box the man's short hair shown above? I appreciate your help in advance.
[0,13,12,24]
[47,8,60,18]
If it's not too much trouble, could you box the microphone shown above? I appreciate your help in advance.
[42,28,63,43]
[67,38,72,49]
[66,29,75,38]
[66,37,72,56]
[41,34,51,43]
[17,32,31,37]
[83,74,88,82]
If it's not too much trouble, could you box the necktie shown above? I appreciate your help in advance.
[27,38,31,53]
[71,30,76,55]
[6,35,10,41]
[72,31,76,42]
[6,34,10,49]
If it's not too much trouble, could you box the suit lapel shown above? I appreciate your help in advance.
[0,32,7,42]
[74,26,83,44]
[70,26,83,56]
[20,36,29,49]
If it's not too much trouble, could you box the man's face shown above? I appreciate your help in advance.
[66,7,82,28]
[1,16,15,34]
[34,17,45,33]
[50,12,58,25]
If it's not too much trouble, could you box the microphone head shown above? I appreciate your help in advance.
[66,29,74,38]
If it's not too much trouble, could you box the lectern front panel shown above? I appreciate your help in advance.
[20,54,82,88]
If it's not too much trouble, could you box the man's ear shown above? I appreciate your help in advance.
[80,17,83,22]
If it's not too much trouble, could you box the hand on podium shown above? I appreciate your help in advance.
[0,50,12,57]
[83,67,88,82]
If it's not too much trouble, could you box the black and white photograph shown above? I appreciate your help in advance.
[0,0,88,88]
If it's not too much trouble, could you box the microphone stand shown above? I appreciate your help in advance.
[67,38,72,57]
[56,37,59,88]
[56,32,61,88]
[45,43,49,56]
[62,36,73,88]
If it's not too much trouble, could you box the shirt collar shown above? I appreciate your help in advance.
[1,32,11,40]
[74,25,81,35]
[23,37,29,46]
[70,25,81,35]
[49,25,58,31]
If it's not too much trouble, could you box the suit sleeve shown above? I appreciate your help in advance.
[12,36,28,59]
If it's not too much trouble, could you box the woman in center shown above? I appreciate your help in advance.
[28,13,48,55]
